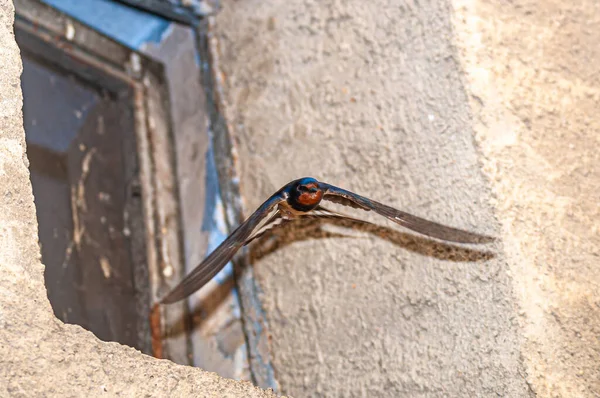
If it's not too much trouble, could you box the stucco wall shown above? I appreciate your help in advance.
[453,1,600,396]
[0,1,282,396]
[3,0,598,396]
[215,0,529,396]
[214,0,599,396]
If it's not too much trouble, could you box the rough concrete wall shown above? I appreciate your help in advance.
[453,1,600,396]
[0,1,283,396]
[215,0,530,396]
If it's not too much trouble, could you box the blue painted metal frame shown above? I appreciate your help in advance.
[114,0,220,25]
[41,0,171,49]
[195,19,279,390]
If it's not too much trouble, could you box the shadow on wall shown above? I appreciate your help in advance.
[250,216,495,265]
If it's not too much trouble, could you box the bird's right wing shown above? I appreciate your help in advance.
[160,193,287,304]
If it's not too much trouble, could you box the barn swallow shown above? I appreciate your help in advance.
[160,177,494,304]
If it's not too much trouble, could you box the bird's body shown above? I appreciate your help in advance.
[160,177,493,304]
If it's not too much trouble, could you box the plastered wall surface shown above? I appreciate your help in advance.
[0,1,283,396]
[215,0,532,396]
[2,0,597,396]
[453,0,600,396]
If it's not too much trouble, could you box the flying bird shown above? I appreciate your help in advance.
[160,177,494,304]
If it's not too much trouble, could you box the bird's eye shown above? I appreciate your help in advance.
[298,185,308,192]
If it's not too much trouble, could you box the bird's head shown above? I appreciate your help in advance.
[287,177,324,212]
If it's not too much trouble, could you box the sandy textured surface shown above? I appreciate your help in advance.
[3,0,598,395]
[215,0,531,396]
[453,0,600,396]
[0,1,282,396]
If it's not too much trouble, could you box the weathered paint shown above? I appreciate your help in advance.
[41,0,170,49]
[115,0,221,25]
[195,17,279,390]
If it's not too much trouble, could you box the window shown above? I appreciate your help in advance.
[15,0,276,388]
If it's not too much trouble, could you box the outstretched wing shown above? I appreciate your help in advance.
[319,183,494,244]
[308,205,376,225]
[242,209,291,246]
[160,193,287,304]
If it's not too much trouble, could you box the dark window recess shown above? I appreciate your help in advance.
[20,50,150,353]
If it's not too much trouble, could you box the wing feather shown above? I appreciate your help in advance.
[320,183,494,244]
[160,193,286,304]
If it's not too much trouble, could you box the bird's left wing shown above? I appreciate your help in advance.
[160,193,286,304]
[319,182,494,244]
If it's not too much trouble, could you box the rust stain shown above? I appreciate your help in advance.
[150,303,163,359]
